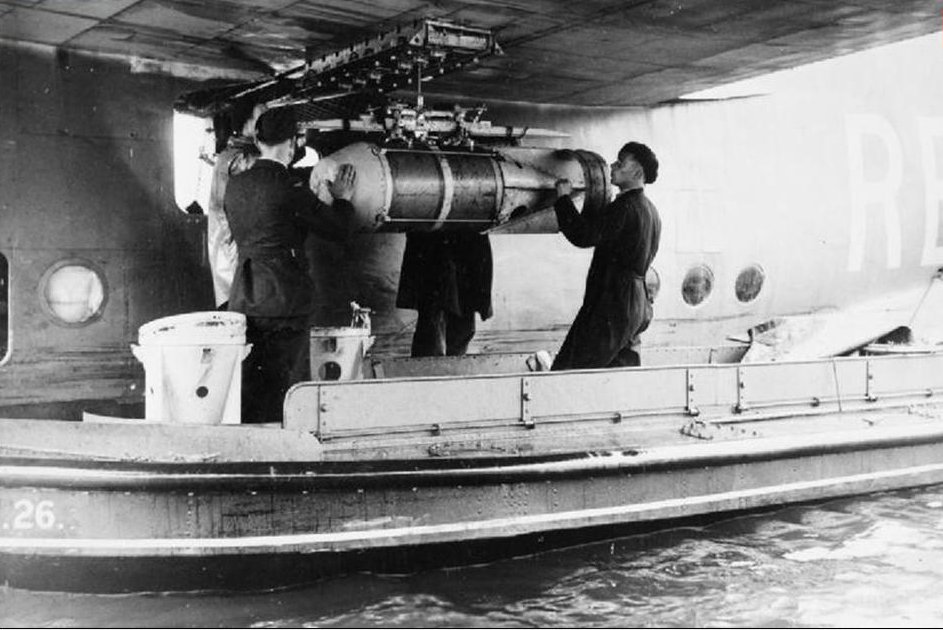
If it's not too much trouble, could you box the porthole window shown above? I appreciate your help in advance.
[40,261,107,326]
[645,267,661,303]
[735,264,765,303]
[0,252,8,362]
[682,264,714,306]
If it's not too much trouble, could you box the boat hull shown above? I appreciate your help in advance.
[4,414,943,592]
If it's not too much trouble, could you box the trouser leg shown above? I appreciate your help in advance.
[411,308,447,357]
[242,324,269,423]
[271,327,310,388]
[608,337,642,368]
[243,324,308,423]
[445,310,476,356]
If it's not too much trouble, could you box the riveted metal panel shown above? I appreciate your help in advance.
[525,367,689,419]
[869,354,943,400]
[732,359,869,411]
[290,376,523,437]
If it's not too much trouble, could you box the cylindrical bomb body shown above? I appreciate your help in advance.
[310,142,610,233]
[384,148,502,229]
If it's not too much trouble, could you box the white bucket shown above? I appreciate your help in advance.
[131,312,252,424]
[309,326,374,381]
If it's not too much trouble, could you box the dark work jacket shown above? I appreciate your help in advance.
[551,189,661,370]
[224,159,354,322]
[396,232,493,319]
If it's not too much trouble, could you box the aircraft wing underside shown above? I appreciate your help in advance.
[0,0,938,109]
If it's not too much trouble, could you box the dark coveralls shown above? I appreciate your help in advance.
[396,232,493,357]
[224,159,353,422]
[551,189,661,370]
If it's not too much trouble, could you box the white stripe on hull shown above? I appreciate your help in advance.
[4,460,943,557]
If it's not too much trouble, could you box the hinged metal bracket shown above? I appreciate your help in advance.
[685,369,699,416]
[520,377,534,428]
[316,386,327,437]
[735,366,749,413]
[866,360,878,402]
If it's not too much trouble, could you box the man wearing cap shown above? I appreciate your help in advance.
[550,141,662,370]
[224,107,357,423]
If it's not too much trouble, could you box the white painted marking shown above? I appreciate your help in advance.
[10,499,55,530]
[434,154,454,230]
[846,114,903,271]
[11,499,32,530]
[918,117,943,267]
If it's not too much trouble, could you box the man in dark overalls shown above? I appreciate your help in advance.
[224,107,357,422]
[551,141,662,370]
